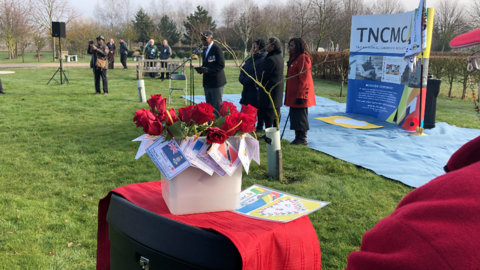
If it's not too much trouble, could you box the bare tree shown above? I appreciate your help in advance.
[332,0,367,50]
[18,37,31,63]
[310,0,338,51]
[31,0,80,61]
[0,0,31,59]
[433,0,468,51]
[367,0,405,15]
[258,2,292,56]
[32,29,47,62]
[222,0,260,57]
[470,0,480,29]
[288,0,314,39]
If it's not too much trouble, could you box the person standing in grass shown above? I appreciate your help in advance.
[284,38,316,146]
[106,39,116,69]
[145,39,158,78]
[0,78,4,94]
[119,39,128,70]
[88,35,109,95]
[257,37,284,131]
[159,39,172,79]
[239,39,267,132]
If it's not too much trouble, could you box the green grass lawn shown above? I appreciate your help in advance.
[0,67,478,269]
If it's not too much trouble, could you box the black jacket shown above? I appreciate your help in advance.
[239,51,267,107]
[257,49,284,109]
[159,44,172,59]
[119,41,128,55]
[106,42,116,54]
[202,42,227,88]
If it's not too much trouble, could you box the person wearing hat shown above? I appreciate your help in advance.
[196,30,226,116]
[88,35,110,95]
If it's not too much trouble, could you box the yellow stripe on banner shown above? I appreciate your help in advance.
[422,8,435,59]
[315,116,383,129]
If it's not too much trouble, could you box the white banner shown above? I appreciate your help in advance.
[404,0,428,70]
[350,11,415,56]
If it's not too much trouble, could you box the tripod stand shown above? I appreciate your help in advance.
[47,37,69,85]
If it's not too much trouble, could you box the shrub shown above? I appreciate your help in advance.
[171,51,176,59]
[127,50,135,57]
[224,51,231,60]
[177,51,184,59]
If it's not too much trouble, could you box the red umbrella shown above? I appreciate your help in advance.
[450,28,480,49]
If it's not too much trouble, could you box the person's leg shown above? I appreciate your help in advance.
[160,62,165,79]
[204,87,213,110]
[94,68,101,93]
[102,69,108,94]
[290,107,309,145]
[121,54,127,69]
[256,108,264,132]
[0,78,4,94]
[210,87,223,117]
[264,108,273,129]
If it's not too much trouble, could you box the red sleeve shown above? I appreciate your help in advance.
[445,135,480,172]
[296,54,311,99]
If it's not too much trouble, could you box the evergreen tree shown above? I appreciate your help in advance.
[183,6,217,47]
[133,9,155,46]
[158,15,180,46]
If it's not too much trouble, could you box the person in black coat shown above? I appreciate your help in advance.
[239,39,267,108]
[257,37,284,129]
[119,39,128,69]
[197,30,227,117]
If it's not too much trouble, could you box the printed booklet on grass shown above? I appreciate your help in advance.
[234,185,330,222]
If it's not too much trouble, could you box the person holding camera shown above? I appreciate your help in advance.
[88,35,109,95]
[145,39,158,78]
[196,30,226,117]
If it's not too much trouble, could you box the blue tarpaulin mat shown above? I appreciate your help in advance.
[190,94,480,188]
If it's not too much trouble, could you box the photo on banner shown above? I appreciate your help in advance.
[346,9,434,130]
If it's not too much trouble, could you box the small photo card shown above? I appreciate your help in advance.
[208,141,241,176]
[197,143,227,177]
[146,138,191,180]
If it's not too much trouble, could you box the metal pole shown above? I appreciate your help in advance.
[59,37,63,85]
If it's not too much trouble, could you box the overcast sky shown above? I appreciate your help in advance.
[72,0,471,20]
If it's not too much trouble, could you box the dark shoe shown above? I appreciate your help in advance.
[255,128,264,133]
[258,135,267,140]
[290,138,308,145]
[0,89,4,94]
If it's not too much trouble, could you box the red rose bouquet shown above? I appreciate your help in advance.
[133,95,258,145]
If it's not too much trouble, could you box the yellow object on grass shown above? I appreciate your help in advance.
[316,116,383,129]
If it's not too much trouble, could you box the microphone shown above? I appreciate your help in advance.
[193,43,203,54]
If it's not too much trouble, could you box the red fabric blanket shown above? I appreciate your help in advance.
[97,181,321,270]
[345,160,480,269]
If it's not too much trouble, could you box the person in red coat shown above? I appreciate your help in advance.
[285,38,316,145]
[345,136,480,269]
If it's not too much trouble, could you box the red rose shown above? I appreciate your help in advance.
[178,105,195,124]
[238,113,256,133]
[240,104,257,118]
[192,102,215,124]
[146,118,164,135]
[220,101,239,116]
[205,127,227,144]
[133,108,156,129]
[166,108,179,126]
[147,94,167,114]
[220,113,243,136]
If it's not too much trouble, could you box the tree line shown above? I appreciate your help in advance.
[1,0,480,62]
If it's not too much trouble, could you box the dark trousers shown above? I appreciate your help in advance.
[204,87,224,117]
[160,61,169,78]
[258,107,281,129]
[289,107,309,131]
[0,78,3,92]
[94,68,108,93]
[120,54,127,69]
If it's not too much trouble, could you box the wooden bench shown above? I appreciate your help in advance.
[136,59,185,79]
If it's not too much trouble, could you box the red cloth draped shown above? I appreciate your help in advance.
[97,181,321,270]
[345,137,480,269]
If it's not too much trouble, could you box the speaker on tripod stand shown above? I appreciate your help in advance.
[47,21,69,85]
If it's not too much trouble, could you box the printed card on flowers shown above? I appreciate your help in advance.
[234,185,330,223]
[208,141,241,177]
[197,143,227,177]
[181,137,214,175]
[132,134,159,142]
[135,138,157,160]
[245,133,260,165]
[146,138,191,180]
